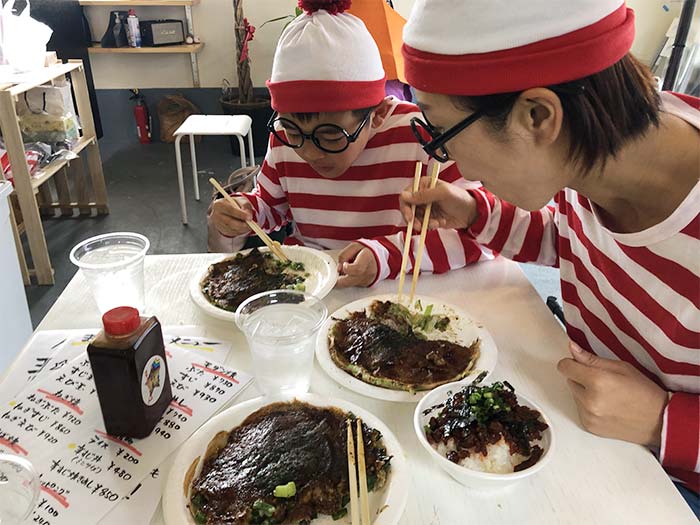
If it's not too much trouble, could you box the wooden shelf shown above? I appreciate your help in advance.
[80,0,202,86]
[88,43,204,54]
[31,136,94,192]
[80,1,200,6]
[7,63,83,97]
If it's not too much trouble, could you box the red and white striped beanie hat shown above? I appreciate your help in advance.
[267,0,386,113]
[402,0,635,95]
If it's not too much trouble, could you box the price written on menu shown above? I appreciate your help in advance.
[0,341,251,525]
[0,329,232,405]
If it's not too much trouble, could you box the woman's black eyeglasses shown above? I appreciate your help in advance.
[410,109,484,163]
[267,109,374,154]
[411,84,585,163]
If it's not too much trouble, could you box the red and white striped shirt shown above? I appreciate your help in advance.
[467,92,700,493]
[237,98,494,283]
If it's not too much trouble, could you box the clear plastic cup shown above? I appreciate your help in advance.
[0,453,40,524]
[69,232,150,314]
[236,290,328,396]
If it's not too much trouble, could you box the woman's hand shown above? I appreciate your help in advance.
[399,177,479,233]
[210,197,254,237]
[557,341,668,447]
[336,243,378,288]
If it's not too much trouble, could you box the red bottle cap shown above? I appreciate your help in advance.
[102,307,141,336]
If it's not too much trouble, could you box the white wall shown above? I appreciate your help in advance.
[87,0,681,90]
[627,0,682,63]
[86,0,298,89]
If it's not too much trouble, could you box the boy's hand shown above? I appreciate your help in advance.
[336,243,377,288]
[557,341,668,447]
[210,196,254,237]
[400,177,478,233]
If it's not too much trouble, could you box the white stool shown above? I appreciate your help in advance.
[173,114,255,224]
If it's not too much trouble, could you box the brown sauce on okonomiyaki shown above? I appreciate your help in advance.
[189,401,390,524]
[330,301,479,389]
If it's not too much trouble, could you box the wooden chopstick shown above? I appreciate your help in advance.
[209,178,289,262]
[356,419,371,525]
[347,419,371,525]
[347,420,360,525]
[397,161,423,303]
[408,162,442,303]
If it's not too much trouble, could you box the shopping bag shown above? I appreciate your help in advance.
[0,0,53,73]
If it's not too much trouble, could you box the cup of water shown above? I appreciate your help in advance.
[70,232,150,314]
[236,290,328,396]
[0,453,40,524]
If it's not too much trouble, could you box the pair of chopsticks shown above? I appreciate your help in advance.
[397,161,442,303]
[347,419,371,525]
[209,178,289,262]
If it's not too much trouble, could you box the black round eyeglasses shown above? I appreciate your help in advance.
[267,109,374,154]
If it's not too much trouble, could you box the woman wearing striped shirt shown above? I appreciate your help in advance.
[400,0,699,511]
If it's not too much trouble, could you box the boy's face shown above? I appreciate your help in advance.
[277,99,390,179]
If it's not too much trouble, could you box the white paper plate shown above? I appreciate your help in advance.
[190,246,338,322]
[316,294,498,403]
[163,393,408,525]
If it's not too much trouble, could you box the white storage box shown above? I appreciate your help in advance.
[0,181,32,371]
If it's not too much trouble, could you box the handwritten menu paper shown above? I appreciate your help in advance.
[0,332,249,525]
[0,328,232,404]
[100,467,162,525]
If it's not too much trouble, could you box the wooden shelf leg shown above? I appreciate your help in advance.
[54,166,74,217]
[8,202,30,286]
[37,183,55,218]
[69,156,92,216]
[0,90,54,285]
[69,62,109,215]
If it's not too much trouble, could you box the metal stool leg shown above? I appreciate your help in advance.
[247,129,256,166]
[236,135,247,169]
[189,133,200,201]
[174,135,188,224]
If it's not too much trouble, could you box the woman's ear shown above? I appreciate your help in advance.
[510,88,563,147]
[370,97,393,128]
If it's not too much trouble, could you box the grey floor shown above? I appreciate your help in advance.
[23,137,561,327]
[24,137,247,326]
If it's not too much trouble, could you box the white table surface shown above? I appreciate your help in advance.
[26,254,697,525]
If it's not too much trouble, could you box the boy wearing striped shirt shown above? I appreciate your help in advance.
[209,1,493,287]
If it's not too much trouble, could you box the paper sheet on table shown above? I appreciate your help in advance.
[0,327,231,403]
[0,331,248,525]
[99,467,162,525]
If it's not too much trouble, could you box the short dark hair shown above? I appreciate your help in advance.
[290,105,377,124]
[451,54,660,172]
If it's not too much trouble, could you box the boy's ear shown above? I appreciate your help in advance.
[370,97,393,128]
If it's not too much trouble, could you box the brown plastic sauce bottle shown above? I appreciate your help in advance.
[87,307,173,439]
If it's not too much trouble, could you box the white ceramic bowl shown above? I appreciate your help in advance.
[190,246,338,322]
[163,393,408,525]
[414,381,554,489]
[316,294,498,403]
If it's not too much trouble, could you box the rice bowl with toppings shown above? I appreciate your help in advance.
[414,374,554,488]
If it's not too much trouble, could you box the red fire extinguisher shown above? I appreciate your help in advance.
[130,89,152,144]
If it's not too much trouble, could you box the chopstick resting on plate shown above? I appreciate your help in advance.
[408,162,442,303]
[347,419,371,525]
[397,161,423,303]
[209,177,289,262]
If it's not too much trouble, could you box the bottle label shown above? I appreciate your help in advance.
[141,355,166,406]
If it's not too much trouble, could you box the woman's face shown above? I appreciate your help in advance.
[414,90,573,211]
